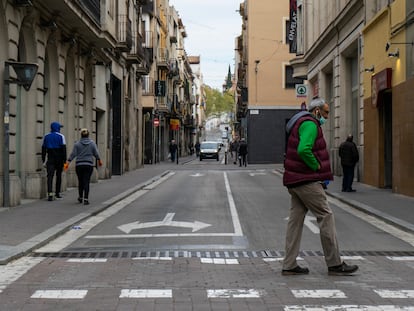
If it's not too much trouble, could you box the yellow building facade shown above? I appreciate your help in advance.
[363,0,414,196]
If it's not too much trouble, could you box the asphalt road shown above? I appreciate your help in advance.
[1,156,414,310]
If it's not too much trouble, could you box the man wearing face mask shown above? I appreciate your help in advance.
[281,97,358,276]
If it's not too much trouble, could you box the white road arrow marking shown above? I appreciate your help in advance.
[118,213,211,234]
[284,216,319,234]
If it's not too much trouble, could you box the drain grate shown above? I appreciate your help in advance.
[31,250,414,259]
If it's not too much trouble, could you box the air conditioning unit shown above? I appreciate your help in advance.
[13,0,33,6]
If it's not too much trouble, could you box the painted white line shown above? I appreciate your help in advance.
[207,289,264,298]
[0,257,44,291]
[374,290,414,298]
[66,258,107,263]
[387,256,414,261]
[263,257,304,262]
[284,306,414,311]
[291,289,347,298]
[36,189,149,252]
[31,290,88,299]
[341,256,365,260]
[223,172,243,236]
[86,232,239,239]
[132,257,172,261]
[120,289,172,298]
[142,172,175,190]
[201,258,239,264]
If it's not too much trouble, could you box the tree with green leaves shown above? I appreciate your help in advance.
[204,85,234,118]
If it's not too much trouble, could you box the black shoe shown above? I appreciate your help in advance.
[328,262,358,275]
[55,194,62,199]
[347,189,356,192]
[83,199,89,205]
[77,197,83,203]
[48,196,53,201]
[282,265,310,275]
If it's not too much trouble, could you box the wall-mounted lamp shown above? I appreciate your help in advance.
[254,60,260,73]
[388,48,399,58]
[364,65,375,73]
[386,41,414,52]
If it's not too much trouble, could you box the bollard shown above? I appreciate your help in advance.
[225,151,227,165]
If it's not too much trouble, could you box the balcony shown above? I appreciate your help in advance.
[116,15,132,52]
[126,31,145,64]
[183,115,195,127]
[142,0,154,16]
[167,59,179,78]
[142,76,154,96]
[157,48,169,68]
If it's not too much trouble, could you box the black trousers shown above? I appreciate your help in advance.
[342,165,355,191]
[76,165,93,199]
[46,161,63,195]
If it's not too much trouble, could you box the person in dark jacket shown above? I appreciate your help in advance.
[339,134,359,192]
[42,122,66,201]
[282,97,358,276]
[237,138,248,167]
[65,128,102,205]
[169,139,178,162]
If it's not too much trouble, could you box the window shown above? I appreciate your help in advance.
[284,65,304,89]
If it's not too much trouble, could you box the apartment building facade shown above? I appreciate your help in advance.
[1,0,200,207]
[235,0,304,164]
[289,0,413,197]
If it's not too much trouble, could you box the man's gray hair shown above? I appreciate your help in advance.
[308,97,327,112]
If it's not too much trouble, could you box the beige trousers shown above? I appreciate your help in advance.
[283,182,342,270]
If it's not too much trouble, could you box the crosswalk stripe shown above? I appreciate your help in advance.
[284,305,414,310]
[120,289,172,298]
[200,258,239,264]
[207,289,265,298]
[291,290,347,298]
[31,290,88,299]
[374,290,414,298]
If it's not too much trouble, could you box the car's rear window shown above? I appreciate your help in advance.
[201,143,217,149]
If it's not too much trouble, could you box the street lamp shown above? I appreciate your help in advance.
[3,61,38,207]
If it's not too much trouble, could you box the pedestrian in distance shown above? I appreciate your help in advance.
[195,141,201,157]
[238,138,248,167]
[339,134,359,192]
[169,139,178,162]
[282,97,358,276]
[64,128,102,205]
[42,122,67,201]
[232,139,239,164]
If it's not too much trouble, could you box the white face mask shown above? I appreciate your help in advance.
[316,110,327,125]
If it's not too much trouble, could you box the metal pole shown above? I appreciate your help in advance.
[3,63,10,207]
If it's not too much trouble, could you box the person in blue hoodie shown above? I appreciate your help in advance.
[65,128,102,205]
[42,122,67,201]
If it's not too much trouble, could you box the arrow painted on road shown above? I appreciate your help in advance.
[118,213,211,234]
[284,215,319,234]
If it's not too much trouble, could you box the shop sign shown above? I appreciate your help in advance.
[170,118,180,130]
[371,68,392,108]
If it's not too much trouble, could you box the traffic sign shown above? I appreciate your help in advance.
[153,118,159,127]
[295,84,308,98]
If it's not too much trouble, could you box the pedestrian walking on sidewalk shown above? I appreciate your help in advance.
[169,139,178,162]
[339,134,359,192]
[238,138,248,167]
[282,97,358,276]
[65,128,102,205]
[42,122,67,201]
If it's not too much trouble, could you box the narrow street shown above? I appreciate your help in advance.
[0,155,413,310]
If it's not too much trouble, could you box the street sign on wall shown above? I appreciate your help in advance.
[295,84,307,98]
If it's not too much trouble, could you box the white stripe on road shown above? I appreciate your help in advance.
[132,257,172,261]
[387,256,414,261]
[284,306,414,311]
[120,289,172,298]
[291,290,347,298]
[66,258,107,263]
[0,257,44,292]
[31,290,88,299]
[263,257,304,262]
[207,289,265,298]
[201,258,239,264]
[374,290,414,298]
[223,172,243,236]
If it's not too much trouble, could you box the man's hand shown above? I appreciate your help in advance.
[63,162,69,171]
[98,160,103,166]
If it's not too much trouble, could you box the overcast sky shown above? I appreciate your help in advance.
[169,0,242,90]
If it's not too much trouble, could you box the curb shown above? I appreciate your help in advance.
[0,170,171,265]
